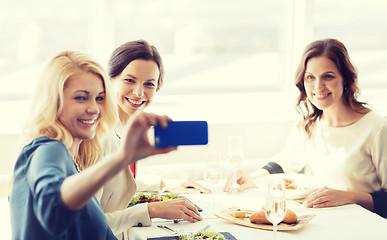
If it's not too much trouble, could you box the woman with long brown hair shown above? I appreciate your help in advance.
[224,39,387,218]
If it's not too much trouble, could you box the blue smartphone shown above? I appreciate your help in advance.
[154,121,208,148]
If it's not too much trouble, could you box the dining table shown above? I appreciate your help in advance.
[130,178,387,240]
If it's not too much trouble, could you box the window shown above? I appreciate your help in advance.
[0,0,93,100]
[113,0,289,94]
[1,0,387,132]
[311,0,387,113]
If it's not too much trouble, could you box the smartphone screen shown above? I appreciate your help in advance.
[154,121,208,148]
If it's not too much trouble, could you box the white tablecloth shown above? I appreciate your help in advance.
[130,180,387,240]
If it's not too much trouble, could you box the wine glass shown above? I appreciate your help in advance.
[204,149,222,211]
[265,179,286,236]
[227,136,243,191]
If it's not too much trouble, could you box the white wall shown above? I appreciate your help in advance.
[0,133,23,175]
[0,120,294,179]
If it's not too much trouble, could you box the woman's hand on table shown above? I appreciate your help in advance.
[303,187,375,211]
[302,186,352,208]
[147,198,202,223]
[223,170,256,192]
[223,169,269,192]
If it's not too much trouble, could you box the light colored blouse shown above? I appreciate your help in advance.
[96,122,152,240]
[275,110,387,193]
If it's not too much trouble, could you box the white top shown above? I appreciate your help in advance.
[275,110,387,192]
[95,122,152,240]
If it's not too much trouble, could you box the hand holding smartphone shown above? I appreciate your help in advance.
[154,121,208,148]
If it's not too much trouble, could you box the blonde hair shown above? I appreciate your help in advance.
[23,51,118,170]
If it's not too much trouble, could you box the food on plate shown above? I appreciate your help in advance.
[178,230,225,240]
[232,208,246,218]
[249,209,298,224]
[249,210,270,224]
[283,209,298,223]
[128,193,178,206]
[283,177,297,190]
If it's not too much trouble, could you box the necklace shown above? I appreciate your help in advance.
[72,156,81,172]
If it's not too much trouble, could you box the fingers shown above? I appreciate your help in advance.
[180,200,202,222]
[236,175,248,185]
[130,111,172,129]
[237,181,255,192]
[223,174,233,192]
[303,187,331,208]
[171,198,202,223]
[150,198,202,223]
[143,113,171,128]
[156,115,172,128]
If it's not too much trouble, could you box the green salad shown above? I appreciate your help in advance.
[178,230,225,240]
[128,193,179,206]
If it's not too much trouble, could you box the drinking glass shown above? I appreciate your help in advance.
[265,179,286,236]
[227,136,243,191]
[204,149,222,211]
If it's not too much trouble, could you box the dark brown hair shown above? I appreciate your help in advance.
[107,40,164,91]
[295,39,367,137]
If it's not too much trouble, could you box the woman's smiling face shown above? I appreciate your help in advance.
[112,59,159,119]
[303,56,345,111]
[58,72,105,143]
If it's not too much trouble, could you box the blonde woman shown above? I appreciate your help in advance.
[9,51,175,240]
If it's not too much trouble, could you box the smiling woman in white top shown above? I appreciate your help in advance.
[96,40,202,240]
[224,39,387,218]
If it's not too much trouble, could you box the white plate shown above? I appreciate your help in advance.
[256,173,320,200]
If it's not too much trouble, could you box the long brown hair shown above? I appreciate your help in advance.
[295,39,367,137]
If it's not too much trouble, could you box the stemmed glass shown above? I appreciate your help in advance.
[227,136,243,191]
[204,149,222,212]
[265,179,286,237]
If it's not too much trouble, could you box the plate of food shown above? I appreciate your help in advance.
[128,193,202,213]
[214,206,315,231]
[128,193,179,206]
[147,231,236,240]
[256,173,320,200]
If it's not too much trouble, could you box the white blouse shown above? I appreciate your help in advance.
[276,111,387,193]
[96,122,152,240]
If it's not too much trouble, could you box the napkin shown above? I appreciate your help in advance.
[165,179,211,194]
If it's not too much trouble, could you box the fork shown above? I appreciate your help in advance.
[157,224,211,236]
[157,225,184,235]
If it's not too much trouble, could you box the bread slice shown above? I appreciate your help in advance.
[249,209,297,224]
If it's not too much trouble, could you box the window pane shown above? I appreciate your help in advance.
[313,0,387,89]
[113,0,289,94]
[0,0,92,100]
